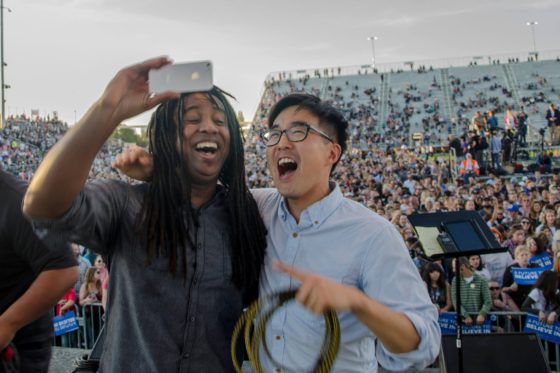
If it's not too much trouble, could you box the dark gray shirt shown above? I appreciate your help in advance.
[32,180,243,373]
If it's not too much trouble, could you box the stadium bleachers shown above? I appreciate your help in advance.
[0,116,128,181]
[255,58,560,148]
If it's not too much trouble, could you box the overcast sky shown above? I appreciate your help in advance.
[4,0,559,126]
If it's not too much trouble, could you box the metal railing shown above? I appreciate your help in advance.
[81,304,105,349]
[52,303,104,350]
[52,304,82,349]
[51,305,560,371]
[436,311,560,372]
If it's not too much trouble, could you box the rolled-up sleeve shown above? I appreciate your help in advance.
[376,310,441,370]
[362,225,441,370]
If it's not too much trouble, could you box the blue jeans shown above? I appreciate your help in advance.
[491,153,501,170]
[463,171,476,185]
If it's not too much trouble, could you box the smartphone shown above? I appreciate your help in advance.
[148,61,213,94]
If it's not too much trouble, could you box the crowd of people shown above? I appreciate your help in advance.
[5,82,545,352]
[0,114,129,181]
[1,57,559,372]
[249,132,559,327]
[56,245,107,348]
[247,116,560,335]
[248,63,560,336]
[2,72,559,334]
[263,59,560,150]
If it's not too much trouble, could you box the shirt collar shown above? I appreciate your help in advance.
[179,184,226,213]
[278,181,344,228]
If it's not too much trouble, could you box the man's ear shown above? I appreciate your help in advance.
[328,143,342,166]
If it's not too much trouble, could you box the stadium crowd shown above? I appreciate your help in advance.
[248,70,560,327]
[1,60,559,357]
[0,115,129,182]
[263,59,560,149]
[247,131,560,327]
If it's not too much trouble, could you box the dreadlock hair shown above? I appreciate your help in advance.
[137,87,267,292]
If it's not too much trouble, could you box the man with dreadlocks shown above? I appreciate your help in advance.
[23,57,267,372]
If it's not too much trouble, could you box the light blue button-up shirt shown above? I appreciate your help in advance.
[251,184,440,372]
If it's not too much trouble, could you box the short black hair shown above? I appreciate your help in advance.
[457,257,471,269]
[267,93,349,173]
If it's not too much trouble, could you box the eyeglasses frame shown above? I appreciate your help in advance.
[261,122,335,147]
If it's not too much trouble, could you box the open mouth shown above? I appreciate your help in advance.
[278,157,298,178]
[195,141,218,155]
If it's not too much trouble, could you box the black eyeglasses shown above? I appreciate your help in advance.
[489,287,500,290]
[261,123,334,147]
[521,221,530,224]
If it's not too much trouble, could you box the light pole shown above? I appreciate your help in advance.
[367,36,378,68]
[0,0,11,129]
[526,21,538,55]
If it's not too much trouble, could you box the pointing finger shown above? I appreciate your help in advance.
[272,260,308,282]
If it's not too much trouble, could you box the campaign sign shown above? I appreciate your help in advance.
[438,312,491,335]
[530,252,553,269]
[524,314,560,344]
[511,267,547,286]
[53,311,79,336]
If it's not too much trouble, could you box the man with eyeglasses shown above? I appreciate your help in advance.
[250,94,440,372]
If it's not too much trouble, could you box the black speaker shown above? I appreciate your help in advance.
[440,333,550,373]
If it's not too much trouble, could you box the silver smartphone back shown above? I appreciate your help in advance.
[148,60,213,94]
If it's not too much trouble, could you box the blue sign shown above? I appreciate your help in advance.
[438,312,491,335]
[53,311,79,336]
[524,314,560,344]
[511,267,547,285]
[530,252,553,269]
